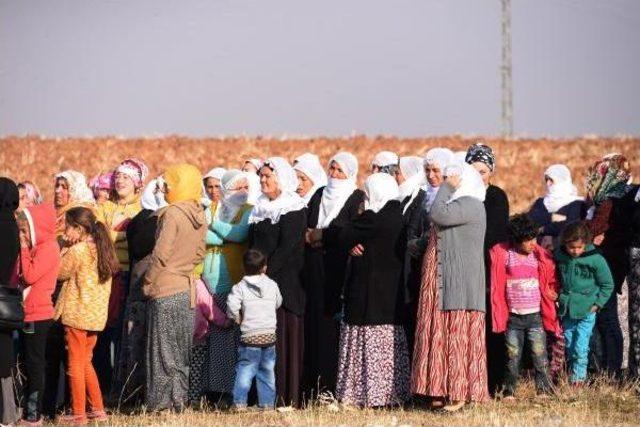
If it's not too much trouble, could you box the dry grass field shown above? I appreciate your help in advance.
[1,135,639,212]
[63,378,640,426]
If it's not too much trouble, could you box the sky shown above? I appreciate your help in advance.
[1,0,639,137]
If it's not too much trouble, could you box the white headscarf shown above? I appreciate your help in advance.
[55,170,96,205]
[454,151,468,163]
[244,158,263,171]
[140,178,167,211]
[397,156,425,213]
[543,164,583,213]
[371,151,399,168]
[364,173,400,213]
[422,148,455,212]
[216,169,250,222]
[293,153,328,204]
[248,157,306,225]
[317,152,358,229]
[201,167,227,207]
[443,162,487,203]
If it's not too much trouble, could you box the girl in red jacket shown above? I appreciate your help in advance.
[17,203,61,426]
[490,214,559,399]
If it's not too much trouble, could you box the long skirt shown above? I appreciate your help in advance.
[336,323,410,407]
[205,293,240,395]
[628,248,640,378]
[276,308,304,408]
[411,228,489,402]
[145,292,193,411]
[112,300,146,405]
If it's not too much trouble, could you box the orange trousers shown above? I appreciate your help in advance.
[64,327,104,415]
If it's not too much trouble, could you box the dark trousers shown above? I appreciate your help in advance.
[42,321,69,419]
[504,313,553,395]
[20,320,53,421]
[94,325,118,396]
[593,292,623,378]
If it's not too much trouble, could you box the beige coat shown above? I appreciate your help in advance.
[142,201,206,305]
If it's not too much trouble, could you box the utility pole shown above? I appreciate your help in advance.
[501,0,513,137]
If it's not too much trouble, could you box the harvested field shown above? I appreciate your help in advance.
[1,135,639,212]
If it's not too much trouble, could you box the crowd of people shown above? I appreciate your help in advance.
[0,143,639,426]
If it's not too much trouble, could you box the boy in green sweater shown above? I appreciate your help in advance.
[555,221,614,384]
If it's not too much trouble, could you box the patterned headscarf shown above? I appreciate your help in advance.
[586,153,631,204]
[115,158,149,189]
[89,172,114,197]
[465,143,496,172]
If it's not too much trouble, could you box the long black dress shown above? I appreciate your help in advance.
[482,184,510,395]
[0,178,20,425]
[250,208,307,407]
[400,189,426,356]
[302,187,364,398]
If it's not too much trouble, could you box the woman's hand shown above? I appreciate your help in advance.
[551,213,567,223]
[593,234,605,246]
[349,244,364,257]
[591,305,599,313]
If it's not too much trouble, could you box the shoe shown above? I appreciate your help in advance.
[55,414,88,425]
[276,406,295,413]
[230,404,248,413]
[86,410,108,422]
[18,418,43,427]
[442,400,465,412]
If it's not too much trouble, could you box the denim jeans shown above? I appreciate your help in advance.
[504,313,552,395]
[564,312,597,383]
[232,345,276,408]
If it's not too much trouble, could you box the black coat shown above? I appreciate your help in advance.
[484,185,510,252]
[250,209,307,315]
[126,209,158,265]
[0,178,19,378]
[528,198,586,239]
[628,185,640,248]
[305,187,365,315]
[339,200,406,326]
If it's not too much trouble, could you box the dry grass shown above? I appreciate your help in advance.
[51,377,640,426]
[1,135,639,212]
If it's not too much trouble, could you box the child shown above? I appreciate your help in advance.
[490,214,559,398]
[54,207,119,425]
[17,204,61,426]
[226,249,282,410]
[555,221,614,384]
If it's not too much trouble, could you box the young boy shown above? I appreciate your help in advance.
[490,214,559,398]
[556,221,614,384]
[227,249,282,410]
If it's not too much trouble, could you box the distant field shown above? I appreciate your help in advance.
[1,135,638,212]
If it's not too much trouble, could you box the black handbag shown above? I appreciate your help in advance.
[0,285,24,331]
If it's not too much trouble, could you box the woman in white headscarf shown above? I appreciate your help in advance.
[406,148,455,259]
[334,173,410,408]
[394,156,427,356]
[242,159,262,205]
[199,169,253,401]
[112,178,167,404]
[529,164,586,250]
[202,167,227,207]
[53,170,96,235]
[370,151,399,175]
[249,157,307,408]
[302,152,364,395]
[293,153,328,205]
[412,162,489,411]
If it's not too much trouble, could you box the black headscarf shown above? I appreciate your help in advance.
[0,177,20,284]
[465,143,496,172]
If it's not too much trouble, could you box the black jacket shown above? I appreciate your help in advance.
[628,185,640,248]
[339,200,406,326]
[250,209,307,315]
[305,187,365,315]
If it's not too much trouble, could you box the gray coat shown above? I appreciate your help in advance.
[430,184,487,312]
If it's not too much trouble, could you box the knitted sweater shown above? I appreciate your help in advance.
[54,241,111,331]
